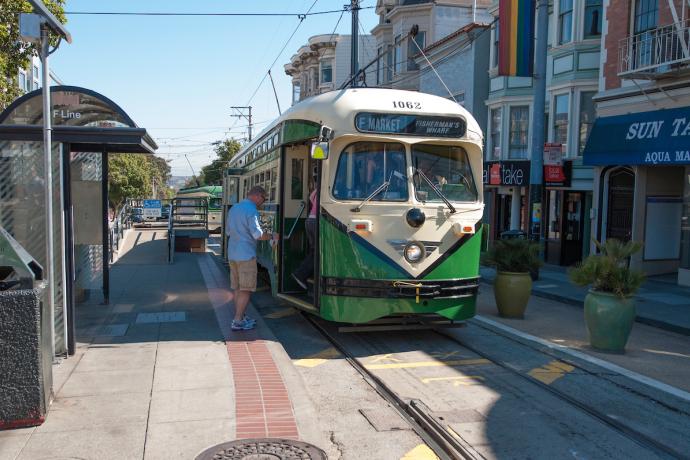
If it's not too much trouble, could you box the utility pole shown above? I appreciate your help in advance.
[350,0,360,86]
[528,0,548,242]
[230,106,253,142]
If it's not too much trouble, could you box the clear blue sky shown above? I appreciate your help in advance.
[52,0,378,176]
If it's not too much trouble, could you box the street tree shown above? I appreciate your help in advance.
[198,139,241,185]
[0,0,66,110]
[108,154,172,208]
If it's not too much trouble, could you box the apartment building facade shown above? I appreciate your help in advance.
[284,34,376,105]
[584,0,690,284]
[484,0,602,266]
[372,0,492,90]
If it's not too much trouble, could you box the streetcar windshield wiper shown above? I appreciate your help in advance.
[351,180,390,213]
[415,168,456,214]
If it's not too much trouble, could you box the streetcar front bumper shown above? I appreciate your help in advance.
[321,277,479,300]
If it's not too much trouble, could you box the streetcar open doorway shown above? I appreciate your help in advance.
[277,144,319,311]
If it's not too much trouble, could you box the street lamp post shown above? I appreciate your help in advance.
[20,1,71,359]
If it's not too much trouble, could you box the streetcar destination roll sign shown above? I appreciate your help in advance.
[355,113,466,138]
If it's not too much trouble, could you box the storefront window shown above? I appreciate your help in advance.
[509,106,529,159]
[554,94,569,147]
[681,167,690,271]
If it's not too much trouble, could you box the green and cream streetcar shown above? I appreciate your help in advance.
[223,88,484,324]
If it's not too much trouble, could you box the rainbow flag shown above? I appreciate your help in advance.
[498,0,535,77]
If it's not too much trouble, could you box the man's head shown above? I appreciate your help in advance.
[247,186,267,207]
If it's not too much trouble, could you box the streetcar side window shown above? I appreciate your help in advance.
[332,142,408,201]
[412,144,478,203]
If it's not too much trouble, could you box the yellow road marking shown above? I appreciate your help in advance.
[421,375,485,386]
[400,444,439,460]
[265,307,297,319]
[294,347,341,368]
[366,358,490,370]
[528,360,575,385]
[369,353,403,363]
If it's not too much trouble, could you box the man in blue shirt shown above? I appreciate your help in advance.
[226,186,275,331]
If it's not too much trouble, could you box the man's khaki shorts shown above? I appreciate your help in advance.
[229,258,257,292]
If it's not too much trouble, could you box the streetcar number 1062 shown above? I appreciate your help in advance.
[392,101,422,109]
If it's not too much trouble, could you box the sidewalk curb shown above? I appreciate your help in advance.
[479,277,690,337]
[471,315,690,410]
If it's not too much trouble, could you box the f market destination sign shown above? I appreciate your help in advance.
[583,106,690,165]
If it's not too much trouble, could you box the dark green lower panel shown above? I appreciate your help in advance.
[319,294,476,323]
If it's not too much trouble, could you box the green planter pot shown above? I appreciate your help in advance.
[584,290,636,352]
[494,271,532,318]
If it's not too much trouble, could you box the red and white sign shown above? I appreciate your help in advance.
[543,143,564,166]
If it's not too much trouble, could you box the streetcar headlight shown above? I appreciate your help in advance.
[404,242,425,263]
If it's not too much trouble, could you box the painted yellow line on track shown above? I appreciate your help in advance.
[400,444,439,460]
[421,375,485,386]
[528,360,575,385]
[294,347,341,368]
[265,307,297,319]
[366,358,490,370]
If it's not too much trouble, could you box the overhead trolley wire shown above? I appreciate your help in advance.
[62,7,374,17]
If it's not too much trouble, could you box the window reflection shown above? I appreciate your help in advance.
[412,144,478,203]
[332,142,408,201]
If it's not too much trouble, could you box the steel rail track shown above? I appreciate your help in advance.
[435,329,687,460]
[301,313,483,460]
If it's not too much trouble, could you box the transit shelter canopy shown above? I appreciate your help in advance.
[0,86,157,153]
[583,106,690,166]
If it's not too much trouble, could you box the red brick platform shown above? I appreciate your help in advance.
[198,256,300,440]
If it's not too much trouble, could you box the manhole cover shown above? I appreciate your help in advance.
[196,439,327,460]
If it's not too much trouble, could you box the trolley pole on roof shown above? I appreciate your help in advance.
[230,106,253,142]
[350,0,360,87]
[528,0,548,244]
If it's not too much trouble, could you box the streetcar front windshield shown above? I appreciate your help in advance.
[412,144,478,203]
[332,142,408,201]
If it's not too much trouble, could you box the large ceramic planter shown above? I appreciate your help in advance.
[584,290,636,352]
[494,271,532,318]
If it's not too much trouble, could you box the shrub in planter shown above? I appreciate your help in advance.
[569,239,645,352]
[482,239,542,318]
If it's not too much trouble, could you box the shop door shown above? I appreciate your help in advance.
[545,190,562,265]
[562,192,585,266]
[607,169,634,242]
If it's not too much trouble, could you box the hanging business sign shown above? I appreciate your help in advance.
[583,106,690,165]
[543,143,563,166]
[544,160,572,187]
[482,161,530,186]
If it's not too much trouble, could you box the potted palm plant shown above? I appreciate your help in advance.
[482,238,542,318]
[569,239,645,352]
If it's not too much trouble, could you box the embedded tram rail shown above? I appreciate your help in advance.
[302,313,480,460]
[292,311,690,460]
[435,328,686,460]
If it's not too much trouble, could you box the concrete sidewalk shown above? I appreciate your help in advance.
[0,230,329,460]
[481,264,690,335]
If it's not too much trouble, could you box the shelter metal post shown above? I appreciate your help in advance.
[40,25,55,358]
[102,150,109,304]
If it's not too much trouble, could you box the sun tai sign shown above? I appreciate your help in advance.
[583,106,690,165]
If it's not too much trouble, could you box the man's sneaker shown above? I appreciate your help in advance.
[243,315,256,325]
[292,274,308,290]
[231,319,255,331]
